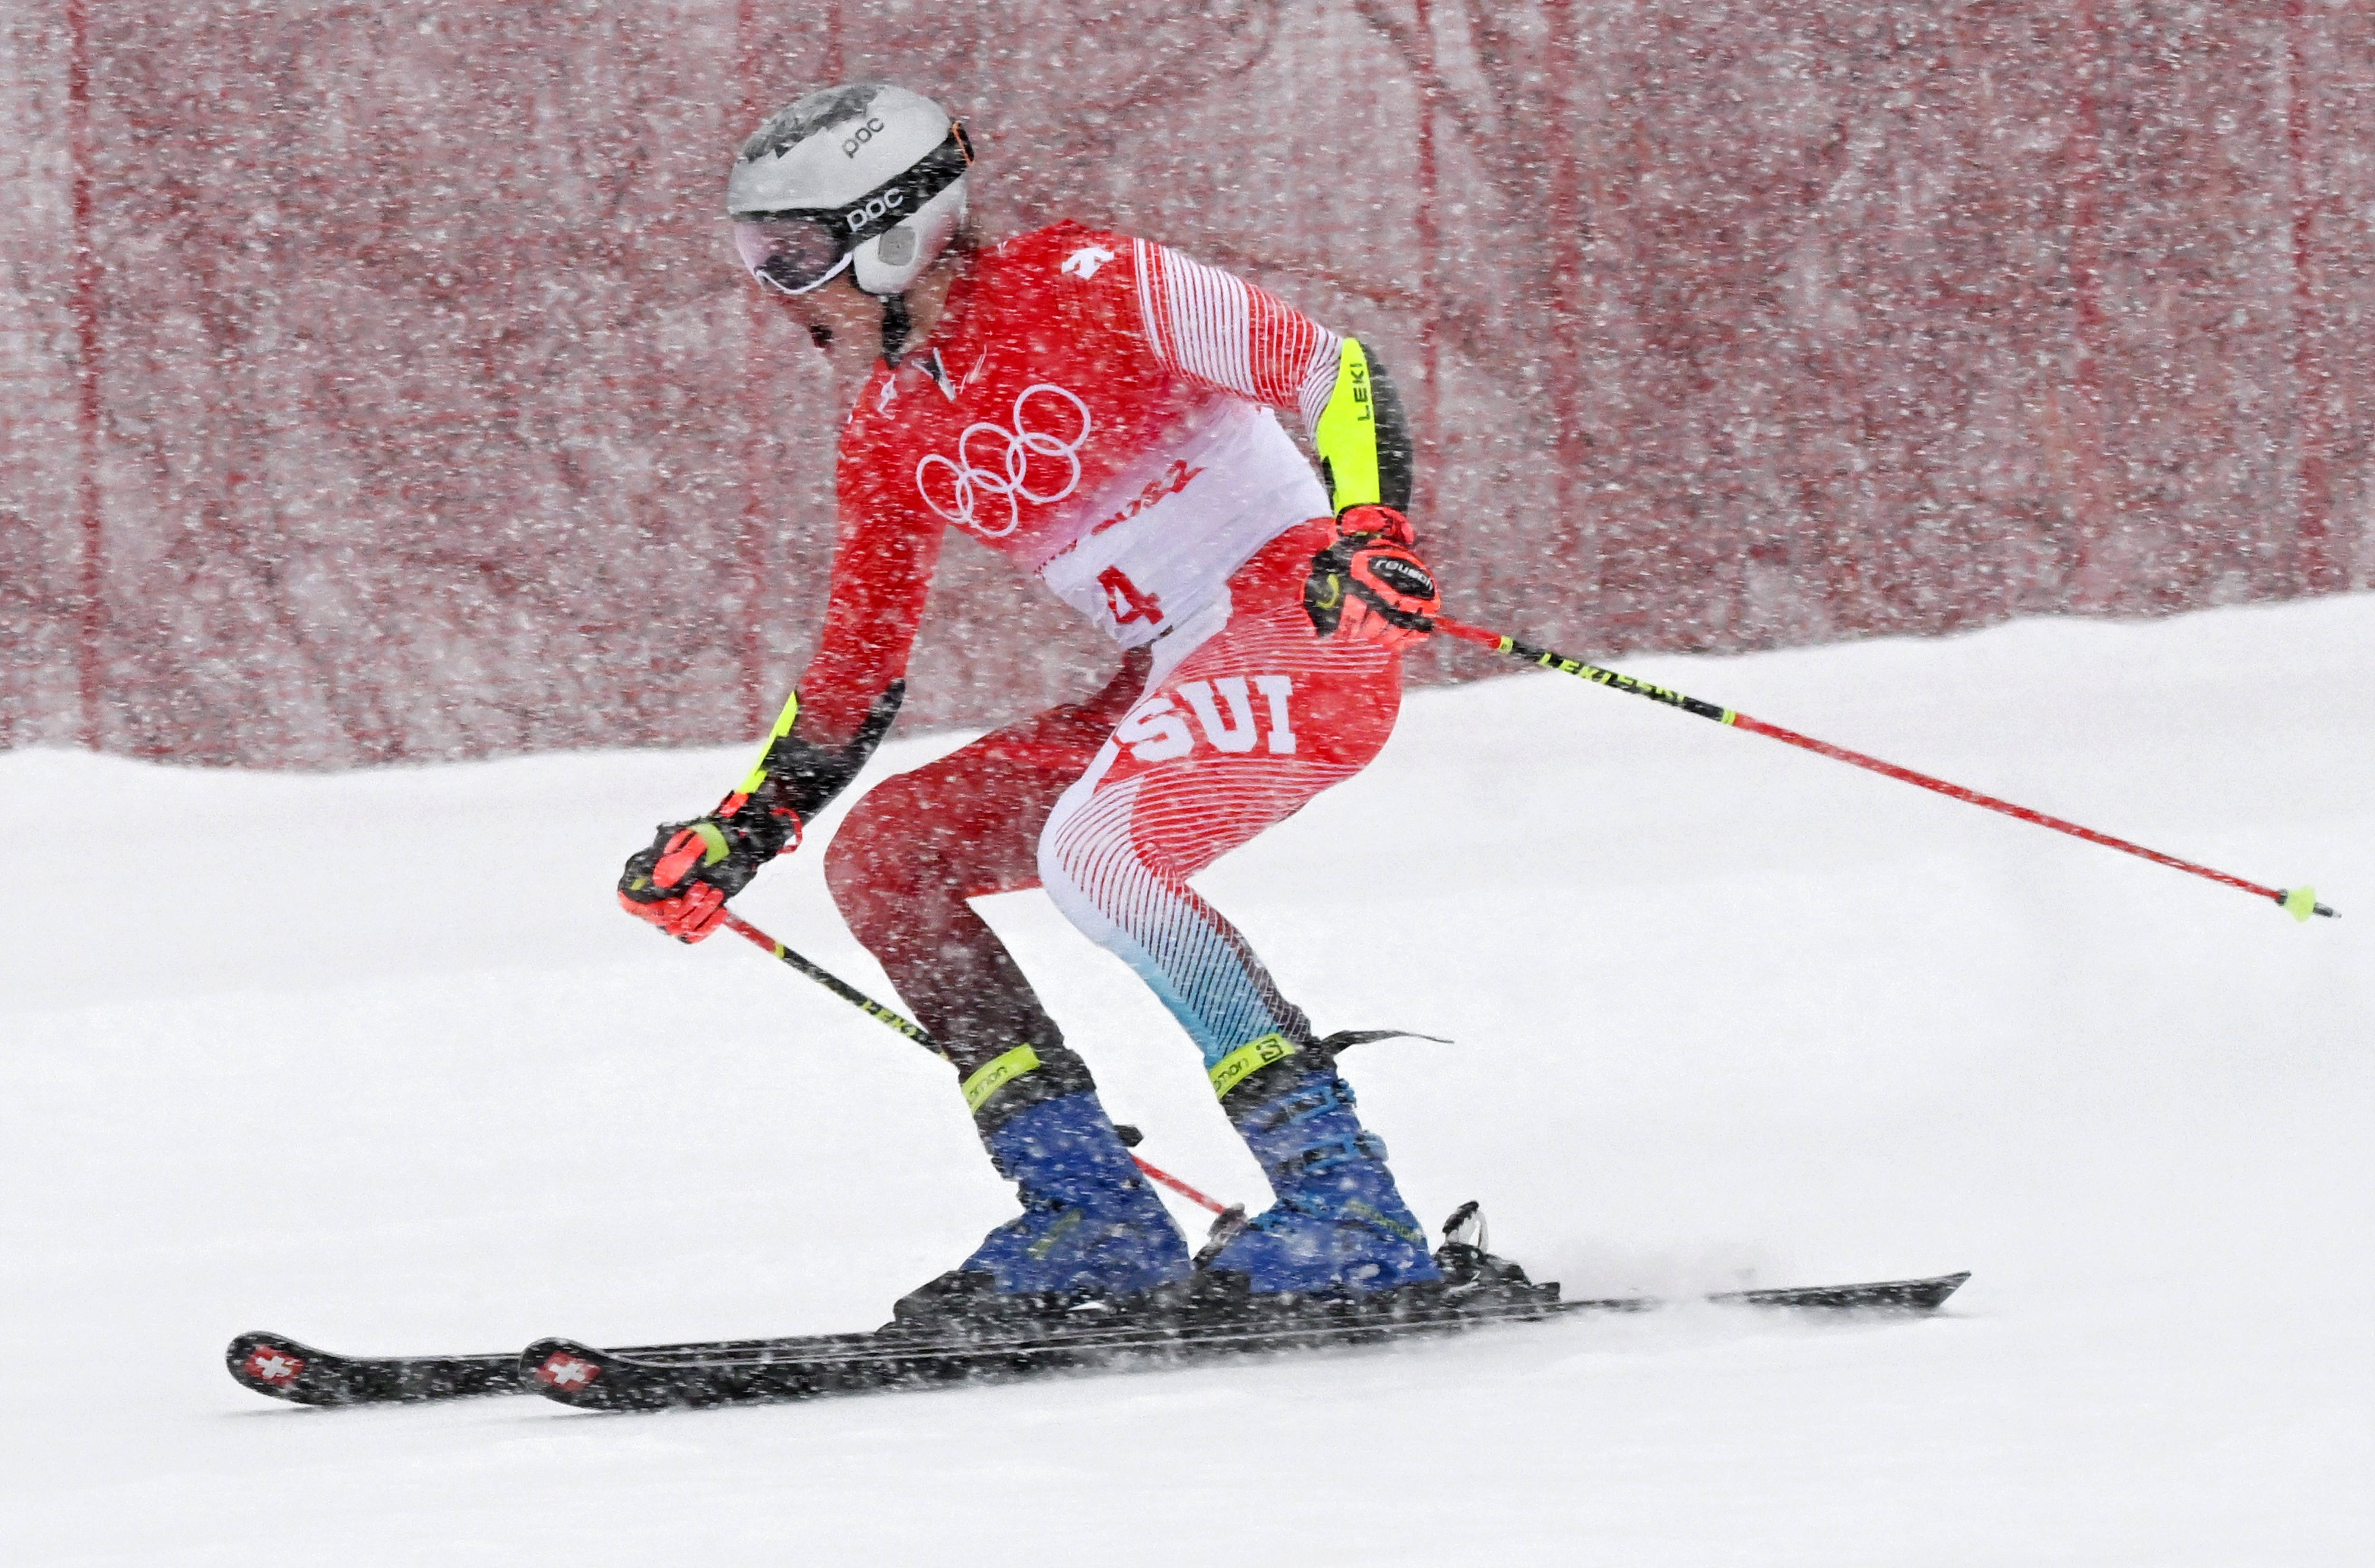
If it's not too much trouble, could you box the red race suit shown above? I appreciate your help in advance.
[756,222,1415,1086]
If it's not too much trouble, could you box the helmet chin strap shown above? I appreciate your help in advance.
[879,293,913,366]
[874,226,972,367]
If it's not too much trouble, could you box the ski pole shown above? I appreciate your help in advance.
[713,908,1231,1213]
[1431,615,2337,923]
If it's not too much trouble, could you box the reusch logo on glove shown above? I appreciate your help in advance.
[1368,557,1435,597]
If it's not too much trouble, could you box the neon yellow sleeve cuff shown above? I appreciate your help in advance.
[737,690,802,795]
[1312,338,1381,512]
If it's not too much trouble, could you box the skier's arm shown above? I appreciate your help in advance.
[735,480,945,826]
[618,491,942,941]
[1122,237,1435,647]
[1123,238,1414,515]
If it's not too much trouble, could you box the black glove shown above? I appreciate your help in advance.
[617,789,800,942]
[616,680,907,943]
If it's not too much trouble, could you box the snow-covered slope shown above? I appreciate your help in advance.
[5,595,2369,1565]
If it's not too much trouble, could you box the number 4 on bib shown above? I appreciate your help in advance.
[1098,566,1165,627]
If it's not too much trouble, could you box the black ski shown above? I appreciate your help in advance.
[231,1199,1967,1411]
[228,1332,522,1407]
[225,1328,886,1407]
[520,1266,1970,1413]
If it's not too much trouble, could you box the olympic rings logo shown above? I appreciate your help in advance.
[914,383,1093,538]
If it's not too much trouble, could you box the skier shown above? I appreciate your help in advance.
[619,83,1449,1323]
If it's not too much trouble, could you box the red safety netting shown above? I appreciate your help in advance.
[4,1,2370,766]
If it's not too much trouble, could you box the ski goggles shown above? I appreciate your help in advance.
[730,124,972,296]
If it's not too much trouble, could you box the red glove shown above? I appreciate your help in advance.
[617,791,801,942]
[1303,504,1440,651]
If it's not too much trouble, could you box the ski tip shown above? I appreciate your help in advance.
[227,1331,331,1403]
[521,1337,619,1408]
[1711,1270,1972,1313]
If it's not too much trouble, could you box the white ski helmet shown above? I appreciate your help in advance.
[726,83,971,300]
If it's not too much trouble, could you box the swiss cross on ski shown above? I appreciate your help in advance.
[243,1346,304,1384]
[533,1351,600,1389]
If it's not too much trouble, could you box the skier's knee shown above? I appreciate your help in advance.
[825,778,940,940]
[1032,816,1071,906]
[1033,803,1110,924]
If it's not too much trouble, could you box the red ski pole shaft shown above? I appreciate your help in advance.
[714,910,1229,1211]
[1431,615,2337,922]
[1127,1159,1231,1216]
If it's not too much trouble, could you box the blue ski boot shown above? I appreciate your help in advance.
[1196,1037,1442,1295]
[893,1045,1192,1331]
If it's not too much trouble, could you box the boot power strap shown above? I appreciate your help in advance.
[1208,1033,1299,1099]
[962,1045,1042,1115]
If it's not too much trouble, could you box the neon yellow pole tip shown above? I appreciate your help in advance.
[2278,887,2338,922]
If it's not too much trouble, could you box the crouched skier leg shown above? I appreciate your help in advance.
[1038,526,1440,1296]
[823,652,1191,1325]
